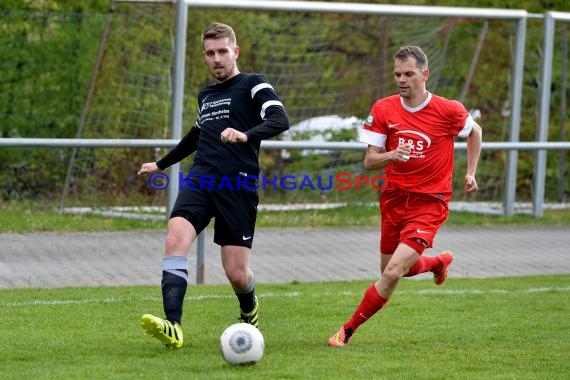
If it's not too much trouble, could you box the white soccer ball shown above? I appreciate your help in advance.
[219,323,264,365]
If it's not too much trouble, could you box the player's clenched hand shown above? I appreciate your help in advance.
[137,162,159,176]
[464,174,478,194]
[220,128,248,144]
[391,144,412,162]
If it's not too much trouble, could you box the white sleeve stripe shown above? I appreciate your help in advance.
[458,114,474,138]
[251,83,274,98]
[359,129,387,148]
[260,100,283,119]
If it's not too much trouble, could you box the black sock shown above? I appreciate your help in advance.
[236,289,256,314]
[234,270,256,313]
[161,256,188,324]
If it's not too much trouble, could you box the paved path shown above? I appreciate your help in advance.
[1,225,569,289]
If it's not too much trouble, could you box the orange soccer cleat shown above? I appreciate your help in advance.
[434,250,454,285]
[327,326,354,347]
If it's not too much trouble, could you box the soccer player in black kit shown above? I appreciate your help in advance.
[137,22,289,348]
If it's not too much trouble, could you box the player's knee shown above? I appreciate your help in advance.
[165,230,189,253]
[382,263,406,284]
[224,267,249,287]
[226,272,246,287]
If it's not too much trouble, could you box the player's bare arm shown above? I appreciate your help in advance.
[137,162,159,176]
[464,121,482,194]
[363,144,411,170]
[220,127,248,144]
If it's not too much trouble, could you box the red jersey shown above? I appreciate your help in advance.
[359,93,474,201]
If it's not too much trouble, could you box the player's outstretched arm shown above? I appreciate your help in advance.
[137,162,159,176]
[465,121,482,194]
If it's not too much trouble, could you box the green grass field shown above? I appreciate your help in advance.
[1,275,569,379]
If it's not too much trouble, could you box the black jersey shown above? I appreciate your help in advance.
[157,73,289,180]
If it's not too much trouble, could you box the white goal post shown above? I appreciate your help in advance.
[534,11,570,216]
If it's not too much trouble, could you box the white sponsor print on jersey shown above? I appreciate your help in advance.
[395,130,432,159]
[200,97,231,112]
[395,130,432,148]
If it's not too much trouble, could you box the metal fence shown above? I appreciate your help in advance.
[2,137,570,215]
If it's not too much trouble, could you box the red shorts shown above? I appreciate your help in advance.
[379,190,449,255]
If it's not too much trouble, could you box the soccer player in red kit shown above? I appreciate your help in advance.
[328,45,482,347]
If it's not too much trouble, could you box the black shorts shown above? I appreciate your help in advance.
[170,178,259,248]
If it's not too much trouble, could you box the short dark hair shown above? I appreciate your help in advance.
[201,22,237,48]
[394,46,428,69]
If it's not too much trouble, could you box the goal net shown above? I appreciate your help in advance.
[58,2,521,210]
[60,2,174,210]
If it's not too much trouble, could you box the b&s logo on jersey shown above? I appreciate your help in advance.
[395,130,431,159]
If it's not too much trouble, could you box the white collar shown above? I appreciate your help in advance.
[400,91,432,113]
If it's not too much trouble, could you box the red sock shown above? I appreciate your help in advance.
[405,255,441,277]
[344,284,388,332]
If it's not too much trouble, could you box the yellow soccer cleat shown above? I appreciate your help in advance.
[141,314,183,348]
[238,296,259,328]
